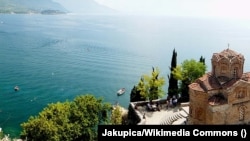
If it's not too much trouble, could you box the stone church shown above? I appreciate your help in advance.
[188,48,250,124]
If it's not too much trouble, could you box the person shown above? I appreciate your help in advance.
[169,98,173,108]
[149,100,153,105]
[166,100,169,109]
[147,102,153,111]
[156,101,161,111]
[173,97,178,107]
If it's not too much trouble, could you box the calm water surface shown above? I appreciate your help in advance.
[1,14,250,137]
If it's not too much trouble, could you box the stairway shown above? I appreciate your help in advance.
[160,110,188,125]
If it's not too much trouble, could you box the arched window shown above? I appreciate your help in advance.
[238,105,246,121]
[233,68,237,78]
[236,89,246,99]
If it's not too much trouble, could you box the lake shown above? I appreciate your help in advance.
[1,13,250,137]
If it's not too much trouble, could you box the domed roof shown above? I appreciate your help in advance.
[212,48,244,62]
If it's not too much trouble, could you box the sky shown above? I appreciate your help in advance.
[54,0,250,19]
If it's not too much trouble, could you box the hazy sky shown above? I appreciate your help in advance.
[54,0,250,19]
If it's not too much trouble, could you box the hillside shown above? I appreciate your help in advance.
[53,0,117,14]
[0,0,118,15]
[0,0,67,14]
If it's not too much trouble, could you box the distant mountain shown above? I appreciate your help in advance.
[0,0,67,14]
[0,0,118,15]
[54,0,118,14]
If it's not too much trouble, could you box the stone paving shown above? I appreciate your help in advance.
[135,103,189,125]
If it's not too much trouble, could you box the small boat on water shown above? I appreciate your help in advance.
[117,88,125,96]
[14,86,19,91]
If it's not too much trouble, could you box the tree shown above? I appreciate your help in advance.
[136,77,147,100]
[143,67,165,100]
[199,56,205,65]
[130,67,165,101]
[130,77,147,102]
[168,48,178,98]
[130,85,137,102]
[111,105,123,125]
[20,94,112,141]
[172,59,206,102]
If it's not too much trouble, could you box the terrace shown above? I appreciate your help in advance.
[130,99,189,125]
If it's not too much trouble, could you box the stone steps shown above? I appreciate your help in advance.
[160,110,188,125]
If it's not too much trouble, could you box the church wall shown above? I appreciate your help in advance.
[188,89,208,124]
[230,62,242,78]
[226,104,240,124]
[206,104,230,124]
[228,85,249,104]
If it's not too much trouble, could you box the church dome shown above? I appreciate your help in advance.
[212,48,244,62]
[211,48,245,80]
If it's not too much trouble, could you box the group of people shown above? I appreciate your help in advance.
[166,95,178,109]
[146,100,161,111]
[146,95,179,111]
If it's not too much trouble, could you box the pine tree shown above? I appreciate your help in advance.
[168,49,178,98]
[144,67,165,100]
[130,77,147,102]
[199,56,205,65]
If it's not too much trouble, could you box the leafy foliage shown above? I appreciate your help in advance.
[20,94,112,141]
[136,77,147,99]
[131,67,165,101]
[173,59,206,82]
[111,105,123,125]
[0,131,3,140]
[130,86,138,102]
[172,59,206,101]
[144,67,165,100]
[130,77,147,102]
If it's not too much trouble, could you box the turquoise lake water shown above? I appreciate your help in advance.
[1,14,250,137]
